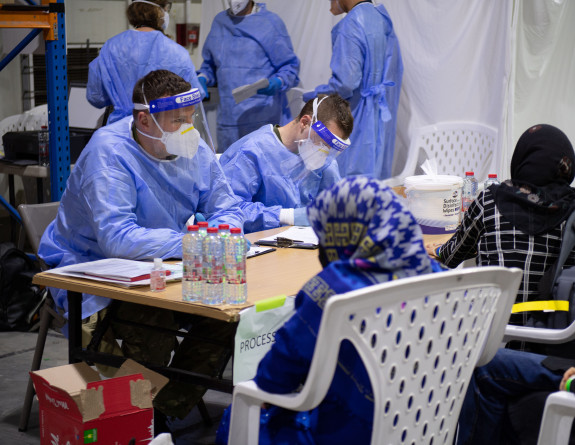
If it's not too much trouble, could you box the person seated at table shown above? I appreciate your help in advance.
[215,176,435,445]
[426,124,575,326]
[39,69,244,422]
[457,347,575,445]
[219,94,353,233]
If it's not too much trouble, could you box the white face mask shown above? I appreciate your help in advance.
[229,0,250,15]
[162,10,169,30]
[138,122,200,159]
[298,138,329,171]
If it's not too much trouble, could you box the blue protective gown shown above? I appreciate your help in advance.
[39,116,244,319]
[219,124,341,233]
[87,29,203,124]
[310,3,403,179]
[198,3,300,152]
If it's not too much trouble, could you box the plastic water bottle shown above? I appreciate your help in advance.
[202,227,224,305]
[198,221,209,238]
[38,125,49,166]
[218,224,230,294]
[484,173,500,188]
[150,258,166,292]
[225,228,247,305]
[461,171,478,213]
[182,225,203,302]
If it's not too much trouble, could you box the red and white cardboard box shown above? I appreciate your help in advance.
[30,359,169,445]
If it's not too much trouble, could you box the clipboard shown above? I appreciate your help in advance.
[256,226,319,250]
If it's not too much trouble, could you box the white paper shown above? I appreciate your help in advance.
[231,78,269,104]
[247,246,275,258]
[47,258,183,287]
[257,226,318,245]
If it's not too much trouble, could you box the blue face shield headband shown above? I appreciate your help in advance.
[311,121,350,153]
[133,88,213,157]
[147,88,202,114]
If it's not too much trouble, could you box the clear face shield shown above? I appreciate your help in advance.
[134,88,215,158]
[286,96,350,177]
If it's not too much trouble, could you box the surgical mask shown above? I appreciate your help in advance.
[228,0,250,15]
[138,122,200,158]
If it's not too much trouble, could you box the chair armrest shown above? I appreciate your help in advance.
[228,380,318,445]
[537,391,575,445]
[504,320,575,344]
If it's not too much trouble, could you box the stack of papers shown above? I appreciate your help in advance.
[256,226,319,249]
[47,258,183,287]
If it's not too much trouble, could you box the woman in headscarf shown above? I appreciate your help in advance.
[428,124,575,326]
[216,176,434,445]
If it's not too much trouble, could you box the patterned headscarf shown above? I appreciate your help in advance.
[307,176,432,285]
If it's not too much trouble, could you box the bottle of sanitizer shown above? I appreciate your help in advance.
[150,258,166,292]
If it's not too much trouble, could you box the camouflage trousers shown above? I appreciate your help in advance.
[82,301,236,419]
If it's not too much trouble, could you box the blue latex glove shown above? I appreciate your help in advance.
[294,207,310,226]
[194,212,207,223]
[257,77,282,96]
[198,76,210,100]
[302,90,316,103]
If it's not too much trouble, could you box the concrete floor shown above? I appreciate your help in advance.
[0,330,232,445]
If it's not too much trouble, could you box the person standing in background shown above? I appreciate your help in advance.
[303,0,403,180]
[197,0,300,152]
[87,0,203,125]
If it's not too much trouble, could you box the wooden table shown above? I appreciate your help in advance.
[32,227,322,392]
[32,226,449,391]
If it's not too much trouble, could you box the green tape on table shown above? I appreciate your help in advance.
[255,295,287,312]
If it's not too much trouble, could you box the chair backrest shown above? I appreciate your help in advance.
[293,266,521,444]
[387,121,498,186]
[17,202,59,264]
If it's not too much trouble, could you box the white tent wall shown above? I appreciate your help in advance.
[513,0,575,177]
[382,0,515,180]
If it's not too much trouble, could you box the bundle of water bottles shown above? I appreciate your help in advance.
[461,171,500,213]
[181,221,248,305]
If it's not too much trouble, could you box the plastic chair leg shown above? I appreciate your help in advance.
[18,301,53,431]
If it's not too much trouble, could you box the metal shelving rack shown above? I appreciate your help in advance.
[0,0,69,203]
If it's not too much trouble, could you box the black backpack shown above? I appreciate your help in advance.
[0,242,45,331]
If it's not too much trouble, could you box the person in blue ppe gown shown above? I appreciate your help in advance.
[87,0,203,125]
[303,0,403,180]
[215,176,436,445]
[197,0,300,152]
[219,94,353,233]
[39,70,243,421]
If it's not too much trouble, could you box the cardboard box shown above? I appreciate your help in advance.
[30,359,169,445]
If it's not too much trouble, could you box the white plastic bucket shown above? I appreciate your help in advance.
[404,175,463,235]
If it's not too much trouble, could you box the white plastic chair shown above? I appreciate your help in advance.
[504,308,575,445]
[387,121,498,187]
[228,266,522,445]
[537,391,575,445]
